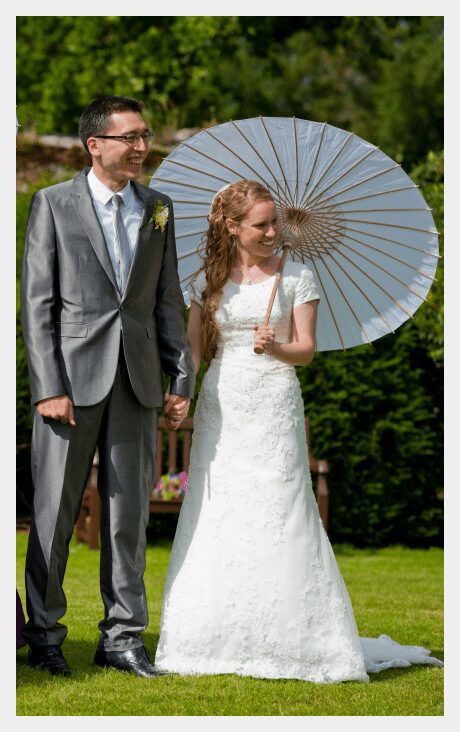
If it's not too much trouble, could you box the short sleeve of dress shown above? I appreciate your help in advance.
[293,267,320,308]
[188,270,207,307]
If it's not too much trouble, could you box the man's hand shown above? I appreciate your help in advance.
[36,395,76,426]
[163,394,191,430]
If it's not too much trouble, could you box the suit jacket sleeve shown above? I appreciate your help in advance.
[154,198,195,399]
[20,190,67,404]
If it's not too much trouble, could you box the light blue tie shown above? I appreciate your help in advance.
[112,194,133,294]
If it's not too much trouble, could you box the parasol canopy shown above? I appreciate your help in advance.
[150,117,439,351]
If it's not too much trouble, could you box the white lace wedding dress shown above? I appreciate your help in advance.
[154,260,442,683]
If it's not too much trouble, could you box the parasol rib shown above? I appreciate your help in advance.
[153,176,216,194]
[305,238,373,346]
[166,199,212,206]
[175,214,210,220]
[177,247,207,261]
[176,229,208,240]
[340,218,439,235]
[203,128,292,209]
[297,122,328,209]
[306,168,408,209]
[299,215,346,243]
[344,225,440,259]
[270,216,349,346]
[259,117,295,207]
[313,243,397,333]
[341,231,437,281]
[176,141,288,206]
[334,239,429,301]
[180,272,202,289]
[230,120,292,208]
[302,145,379,209]
[163,158,231,184]
[318,235,416,321]
[305,217,409,324]
[306,260,348,349]
[300,131,354,207]
[294,218,372,345]
[300,224,344,254]
[308,186,419,212]
[317,207,431,214]
[293,117,299,202]
[174,214,211,221]
[300,213,434,300]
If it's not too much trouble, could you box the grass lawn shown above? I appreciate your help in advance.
[16,535,443,716]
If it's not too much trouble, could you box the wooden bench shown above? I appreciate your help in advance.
[75,416,330,549]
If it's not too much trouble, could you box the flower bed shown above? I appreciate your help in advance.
[152,471,188,501]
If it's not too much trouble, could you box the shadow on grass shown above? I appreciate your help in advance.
[17,636,443,690]
[16,631,161,687]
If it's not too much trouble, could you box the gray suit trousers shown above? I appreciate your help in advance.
[23,348,158,651]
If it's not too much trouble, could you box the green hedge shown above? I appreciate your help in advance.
[298,152,443,546]
[16,154,443,544]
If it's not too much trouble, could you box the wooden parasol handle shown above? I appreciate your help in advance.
[254,244,291,354]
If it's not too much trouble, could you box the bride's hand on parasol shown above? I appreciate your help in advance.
[254,324,276,353]
[255,300,319,366]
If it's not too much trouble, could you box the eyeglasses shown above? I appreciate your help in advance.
[94,132,154,145]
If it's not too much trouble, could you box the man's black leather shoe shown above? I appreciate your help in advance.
[94,645,168,678]
[28,645,72,676]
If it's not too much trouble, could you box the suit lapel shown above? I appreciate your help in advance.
[70,170,164,301]
[70,169,120,295]
[121,181,163,300]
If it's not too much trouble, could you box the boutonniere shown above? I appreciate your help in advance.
[142,200,169,232]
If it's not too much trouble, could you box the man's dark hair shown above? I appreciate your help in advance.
[78,95,145,153]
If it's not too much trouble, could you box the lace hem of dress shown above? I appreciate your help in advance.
[154,656,370,684]
[154,634,443,682]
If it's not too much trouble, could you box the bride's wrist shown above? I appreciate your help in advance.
[269,341,281,357]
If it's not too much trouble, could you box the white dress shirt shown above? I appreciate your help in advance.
[87,168,144,291]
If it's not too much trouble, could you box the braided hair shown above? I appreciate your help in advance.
[198,179,273,363]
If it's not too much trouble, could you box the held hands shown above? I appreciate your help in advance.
[164,394,191,431]
[254,324,276,354]
[37,395,76,426]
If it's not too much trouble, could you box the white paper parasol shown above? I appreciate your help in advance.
[150,117,439,351]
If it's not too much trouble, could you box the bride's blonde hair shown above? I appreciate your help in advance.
[198,179,274,363]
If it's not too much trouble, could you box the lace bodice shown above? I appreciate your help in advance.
[188,259,320,356]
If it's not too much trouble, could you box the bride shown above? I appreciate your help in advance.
[154,179,443,682]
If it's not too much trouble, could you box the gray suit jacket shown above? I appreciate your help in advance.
[21,168,195,408]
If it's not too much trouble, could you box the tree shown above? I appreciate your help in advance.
[17,17,443,167]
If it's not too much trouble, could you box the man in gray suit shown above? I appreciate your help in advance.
[20,95,195,677]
